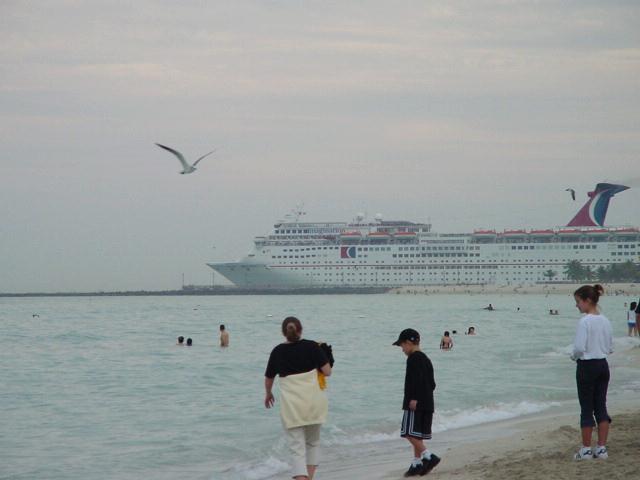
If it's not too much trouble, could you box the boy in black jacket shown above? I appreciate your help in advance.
[393,329,441,477]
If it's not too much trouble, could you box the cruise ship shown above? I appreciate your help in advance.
[208,183,639,288]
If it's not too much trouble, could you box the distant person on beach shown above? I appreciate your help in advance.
[392,329,441,476]
[571,284,613,460]
[219,325,229,347]
[635,299,640,337]
[177,336,184,345]
[264,317,331,480]
[466,327,476,335]
[627,302,638,337]
[484,304,494,311]
[440,331,453,350]
[186,338,192,347]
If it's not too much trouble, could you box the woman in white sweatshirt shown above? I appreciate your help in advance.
[571,284,613,461]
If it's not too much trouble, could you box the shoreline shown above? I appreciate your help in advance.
[2,282,639,297]
[317,391,640,480]
[390,282,640,296]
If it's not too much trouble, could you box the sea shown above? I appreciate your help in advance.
[2,293,639,479]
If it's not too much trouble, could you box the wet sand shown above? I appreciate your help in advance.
[318,393,640,480]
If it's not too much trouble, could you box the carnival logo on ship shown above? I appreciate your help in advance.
[340,246,357,259]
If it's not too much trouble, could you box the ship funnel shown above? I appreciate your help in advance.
[567,183,629,227]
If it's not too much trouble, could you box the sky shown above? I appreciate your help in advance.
[1,0,639,292]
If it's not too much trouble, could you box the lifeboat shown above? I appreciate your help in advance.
[585,229,610,236]
[614,228,640,236]
[502,230,528,237]
[473,230,497,237]
[530,229,555,237]
[367,231,391,238]
[558,229,582,236]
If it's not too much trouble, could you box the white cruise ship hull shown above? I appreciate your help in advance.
[207,183,638,289]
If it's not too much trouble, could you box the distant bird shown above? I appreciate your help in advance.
[155,143,215,174]
[565,188,576,201]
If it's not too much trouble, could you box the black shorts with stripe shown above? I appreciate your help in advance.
[400,410,433,440]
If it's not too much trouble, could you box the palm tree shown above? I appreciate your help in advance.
[564,260,585,282]
[595,266,609,282]
[584,266,595,281]
[543,269,557,282]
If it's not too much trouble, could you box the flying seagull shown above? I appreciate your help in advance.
[565,188,576,201]
[155,143,215,174]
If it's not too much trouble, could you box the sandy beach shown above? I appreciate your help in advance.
[390,283,640,296]
[318,393,640,480]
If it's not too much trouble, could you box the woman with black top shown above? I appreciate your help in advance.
[264,317,332,480]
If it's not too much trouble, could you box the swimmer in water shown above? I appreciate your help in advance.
[628,302,638,337]
[440,331,453,350]
[177,336,184,345]
[220,324,229,347]
[484,304,494,311]
[466,327,476,336]
[186,338,192,347]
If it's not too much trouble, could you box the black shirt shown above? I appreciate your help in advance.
[265,339,329,378]
[403,350,436,412]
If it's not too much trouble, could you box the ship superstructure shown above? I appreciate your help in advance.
[208,184,639,288]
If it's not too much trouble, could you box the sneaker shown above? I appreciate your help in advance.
[573,448,593,460]
[594,446,608,459]
[421,454,441,475]
[403,463,423,477]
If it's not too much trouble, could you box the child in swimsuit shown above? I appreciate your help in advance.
[440,331,453,350]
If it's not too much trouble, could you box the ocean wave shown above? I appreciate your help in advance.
[322,424,397,446]
[321,400,561,448]
[541,343,574,358]
[612,336,640,352]
[433,400,561,432]
[543,336,640,359]
[225,456,290,480]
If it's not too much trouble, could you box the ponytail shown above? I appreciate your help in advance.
[282,316,302,342]
[574,284,604,305]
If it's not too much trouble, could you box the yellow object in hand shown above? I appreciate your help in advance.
[317,371,327,390]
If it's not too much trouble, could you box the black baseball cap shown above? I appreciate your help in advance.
[392,328,420,345]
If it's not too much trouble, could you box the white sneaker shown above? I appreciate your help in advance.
[594,446,608,459]
[573,447,593,460]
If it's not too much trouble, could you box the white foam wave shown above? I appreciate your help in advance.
[324,429,397,446]
[227,456,290,480]
[322,401,560,449]
[612,336,640,352]
[434,400,560,433]
[542,343,574,358]
[543,336,640,360]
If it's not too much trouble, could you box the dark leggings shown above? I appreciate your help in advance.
[576,359,612,428]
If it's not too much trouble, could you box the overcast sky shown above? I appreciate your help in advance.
[1,0,639,292]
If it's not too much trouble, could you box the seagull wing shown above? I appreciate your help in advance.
[192,149,216,167]
[565,188,576,200]
[155,143,190,169]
